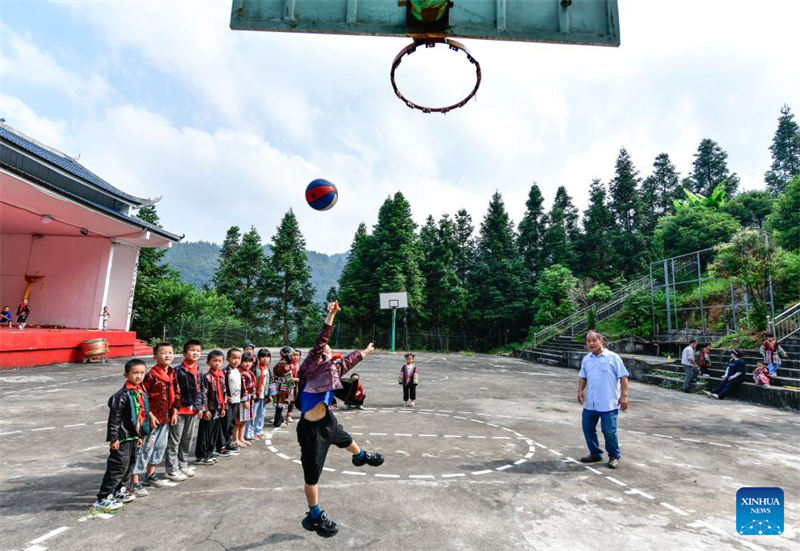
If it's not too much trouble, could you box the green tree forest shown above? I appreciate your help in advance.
[132,105,800,351]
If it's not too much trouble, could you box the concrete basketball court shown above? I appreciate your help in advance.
[1,351,798,551]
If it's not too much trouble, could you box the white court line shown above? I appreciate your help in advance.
[322,467,336,472]
[625,488,655,499]
[652,433,673,439]
[549,450,563,456]
[680,438,702,443]
[418,412,432,415]
[707,442,732,447]
[606,476,627,486]
[394,433,413,437]
[293,460,302,464]
[584,466,602,474]
[419,409,434,412]
[486,423,500,428]
[470,419,485,424]
[626,430,647,435]
[409,474,435,479]
[23,545,47,551]
[496,415,512,418]
[472,469,492,475]
[438,410,452,413]
[492,436,511,440]
[268,446,278,452]
[496,465,513,471]
[561,457,581,465]
[0,431,22,435]
[739,447,766,453]
[418,434,437,437]
[661,503,688,515]
[516,416,531,420]
[536,418,555,423]
[457,411,472,414]
[342,471,366,476]
[28,526,70,544]
[443,473,466,478]
[370,433,388,436]
[524,452,534,459]
[435,413,449,417]
[453,416,467,420]
[277,453,291,460]
[31,427,55,432]
[444,435,462,438]
[350,432,364,435]
[375,474,400,478]
[514,459,527,465]
[263,440,271,446]
[64,423,87,428]
[93,421,106,425]
[477,413,492,417]
[468,435,486,439]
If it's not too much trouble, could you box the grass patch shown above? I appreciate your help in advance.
[713,331,764,350]
[461,351,475,357]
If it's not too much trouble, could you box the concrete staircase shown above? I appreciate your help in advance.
[132,338,152,357]
[514,335,800,410]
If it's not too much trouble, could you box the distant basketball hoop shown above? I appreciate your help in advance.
[380,292,408,353]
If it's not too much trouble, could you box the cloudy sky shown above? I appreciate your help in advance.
[1,0,798,253]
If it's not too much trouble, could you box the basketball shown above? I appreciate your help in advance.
[305,179,338,211]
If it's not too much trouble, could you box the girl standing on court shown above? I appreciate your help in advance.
[399,353,419,407]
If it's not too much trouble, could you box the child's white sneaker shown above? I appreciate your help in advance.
[179,466,196,477]
[403,401,408,407]
[94,495,123,511]
[166,471,187,482]
[409,401,415,407]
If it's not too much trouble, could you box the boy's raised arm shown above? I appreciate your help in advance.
[309,301,342,358]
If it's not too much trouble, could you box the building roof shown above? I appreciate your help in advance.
[0,122,151,207]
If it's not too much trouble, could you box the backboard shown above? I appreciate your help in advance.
[230,0,620,47]
[380,292,409,309]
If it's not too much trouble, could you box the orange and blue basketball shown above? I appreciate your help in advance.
[305,179,338,211]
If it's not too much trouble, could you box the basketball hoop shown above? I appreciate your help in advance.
[390,37,482,114]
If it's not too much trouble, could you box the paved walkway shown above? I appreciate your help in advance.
[1,352,798,550]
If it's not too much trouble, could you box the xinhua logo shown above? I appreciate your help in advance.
[736,487,784,536]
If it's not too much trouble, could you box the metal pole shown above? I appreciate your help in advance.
[649,263,656,335]
[729,279,738,332]
[391,307,397,353]
[671,259,679,330]
[663,260,672,333]
[696,252,706,334]
[766,233,776,325]
[744,290,751,329]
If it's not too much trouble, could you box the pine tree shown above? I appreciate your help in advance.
[229,227,276,334]
[337,223,375,343]
[543,186,580,270]
[765,104,800,195]
[577,179,615,281]
[608,148,648,277]
[640,153,681,234]
[213,226,242,297]
[420,214,467,338]
[517,182,546,278]
[371,193,425,324]
[270,210,315,346]
[453,209,476,286]
[470,192,527,347]
[688,138,740,197]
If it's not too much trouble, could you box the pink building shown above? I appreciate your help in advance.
[0,122,180,367]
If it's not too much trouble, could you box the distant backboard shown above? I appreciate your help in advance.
[380,292,409,309]
[230,0,620,47]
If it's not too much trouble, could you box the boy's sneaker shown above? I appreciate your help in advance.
[214,449,232,458]
[227,447,240,456]
[409,401,415,407]
[94,495,124,511]
[352,451,384,467]
[179,466,196,477]
[356,405,364,410]
[144,475,167,488]
[196,457,215,466]
[342,404,351,410]
[166,471,187,482]
[302,511,339,538]
[114,487,136,503]
[128,482,149,497]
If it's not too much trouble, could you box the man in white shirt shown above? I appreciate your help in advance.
[681,339,698,393]
[578,331,629,469]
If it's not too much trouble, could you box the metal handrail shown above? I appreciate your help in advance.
[769,301,800,343]
[529,276,649,349]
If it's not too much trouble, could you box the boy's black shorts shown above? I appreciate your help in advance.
[296,408,353,485]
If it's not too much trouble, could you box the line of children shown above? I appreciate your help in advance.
[95,343,277,511]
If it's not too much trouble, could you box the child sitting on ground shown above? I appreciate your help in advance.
[399,353,419,407]
[130,343,179,492]
[94,359,151,511]
[1,306,12,327]
[196,350,228,465]
[753,361,772,387]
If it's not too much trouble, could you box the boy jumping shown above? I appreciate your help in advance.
[296,300,382,538]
